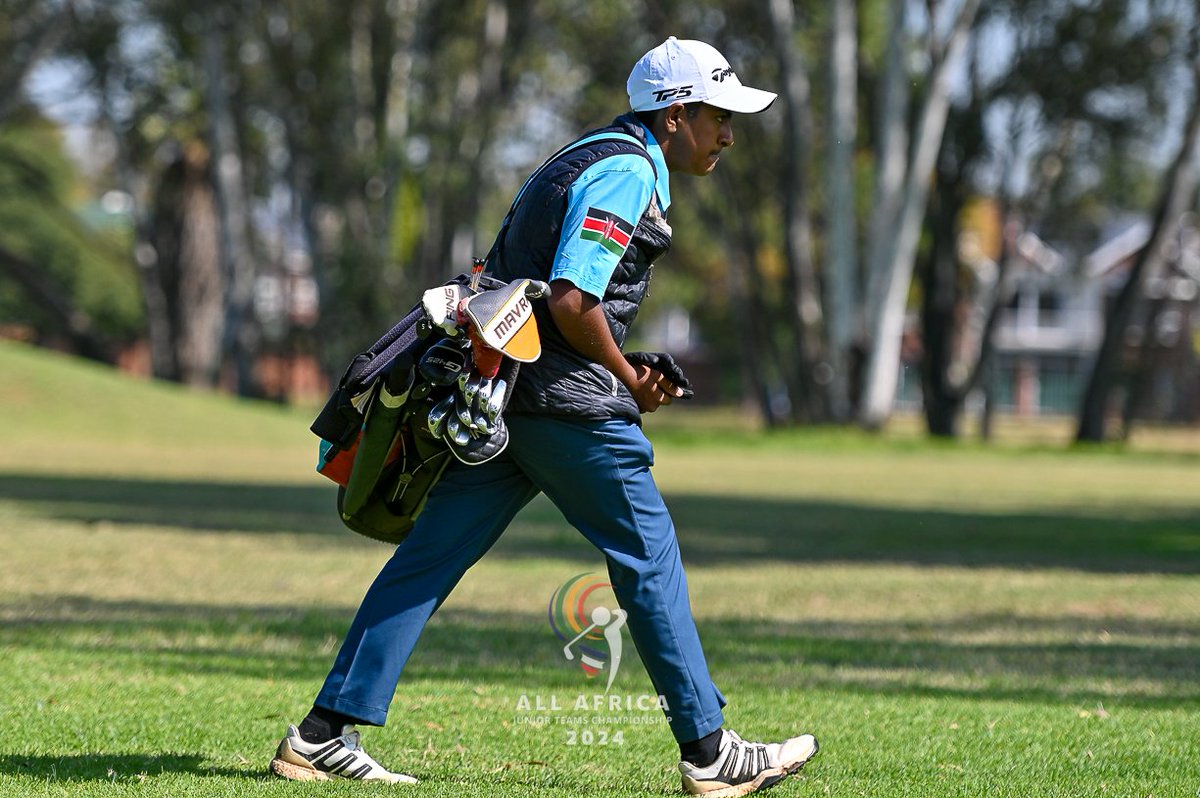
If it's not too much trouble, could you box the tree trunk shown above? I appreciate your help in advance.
[1077,57,1200,442]
[1120,295,1169,436]
[172,145,224,387]
[729,238,782,427]
[415,0,514,288]
[204,9,259,395]
[767,0,826,423]
[863,0,910,330]
[920,167,965,438]
[825,0,859,422]
[701,171,782,426]
[858,0,982,429]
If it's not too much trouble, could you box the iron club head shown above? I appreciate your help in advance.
[426,393,456,438]
[446,414,471,446]
[484,378,508,426]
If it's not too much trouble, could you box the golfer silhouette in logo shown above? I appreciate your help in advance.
[562,605,627,694]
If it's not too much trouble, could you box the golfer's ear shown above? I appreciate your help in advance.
[663,102,687,133]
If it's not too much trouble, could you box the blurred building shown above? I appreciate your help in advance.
[899,213,1200,422]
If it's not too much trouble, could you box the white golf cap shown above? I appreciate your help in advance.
[627,37,777,114]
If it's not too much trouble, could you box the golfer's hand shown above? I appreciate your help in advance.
[629,364,685,413]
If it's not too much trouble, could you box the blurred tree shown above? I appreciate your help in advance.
[0,0,70,124]
[0,109,142,358]
[916,0,1194,438]
[59,0,248,387]
[823,0,858,422]
[858,0,982,429]
[146,140,223,386]
[766,0,825,424]
[234,0,540,374]
[0,1,143,360]
[14,0,1194,434]
[1077,50,1200,443]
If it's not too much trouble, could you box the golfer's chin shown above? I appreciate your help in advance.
[694,155,721,176]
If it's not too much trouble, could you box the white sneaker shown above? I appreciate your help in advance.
[678,729,818,797]
[270,724,417,784]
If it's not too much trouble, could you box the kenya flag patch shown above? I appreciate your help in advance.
[580,207,634,256]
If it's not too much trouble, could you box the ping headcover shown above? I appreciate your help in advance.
[421,283,469,336]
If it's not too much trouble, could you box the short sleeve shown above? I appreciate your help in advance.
[550,153,656,299]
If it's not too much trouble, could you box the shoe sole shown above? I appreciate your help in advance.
[270,756,331,782]
[684,739,819,798]
[270,753,418,784]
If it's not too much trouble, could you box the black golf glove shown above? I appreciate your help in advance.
[624,351,694,400]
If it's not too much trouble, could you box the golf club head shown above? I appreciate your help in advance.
[484,378,507,426]
[471,378,494,431]
[446,416,509,465]
[475,376,494,407]
[418,339,468,386]
[456,392,476,430]
[460,370,484,406]
[446,414,471,446]
[426,393,456,438]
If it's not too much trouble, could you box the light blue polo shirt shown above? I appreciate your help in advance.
[550,124,670,299]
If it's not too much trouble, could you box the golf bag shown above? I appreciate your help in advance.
[311,271,547,544]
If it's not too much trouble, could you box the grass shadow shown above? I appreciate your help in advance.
[0,753,257,781]
[499,493,1200,574]
[0,471,344,537]
[4,596,1198,708]
[2,471,1198,572]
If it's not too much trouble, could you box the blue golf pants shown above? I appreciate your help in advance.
[315,414,726,743]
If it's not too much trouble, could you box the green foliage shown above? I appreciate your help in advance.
[0,111,142,340]
[16,0,1195,422]
[972,0,1190,216]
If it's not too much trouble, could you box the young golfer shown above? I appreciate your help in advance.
[271,37,818,796]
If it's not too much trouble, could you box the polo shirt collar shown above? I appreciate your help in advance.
[639,123,671,212]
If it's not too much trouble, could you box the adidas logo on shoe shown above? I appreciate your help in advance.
[270,724,417,784]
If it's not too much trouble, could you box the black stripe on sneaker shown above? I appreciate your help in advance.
[326,752,357,774]
[722,741,769,784]
[348,762,374,779]
[304,740,345,764]
[716,745,746,783]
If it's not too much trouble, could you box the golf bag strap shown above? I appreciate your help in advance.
[484,133,653,267]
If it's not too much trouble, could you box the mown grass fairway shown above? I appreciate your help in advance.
[1,340,1198,797]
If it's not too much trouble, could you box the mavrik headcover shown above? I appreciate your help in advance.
[458,279,549,363]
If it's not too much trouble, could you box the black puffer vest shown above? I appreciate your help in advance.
[487,113,672,423]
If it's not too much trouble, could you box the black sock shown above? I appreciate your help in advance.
[297,706,359,744]
[679,728,724,767]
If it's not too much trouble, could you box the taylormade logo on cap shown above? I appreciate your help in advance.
[627,37,777,114]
